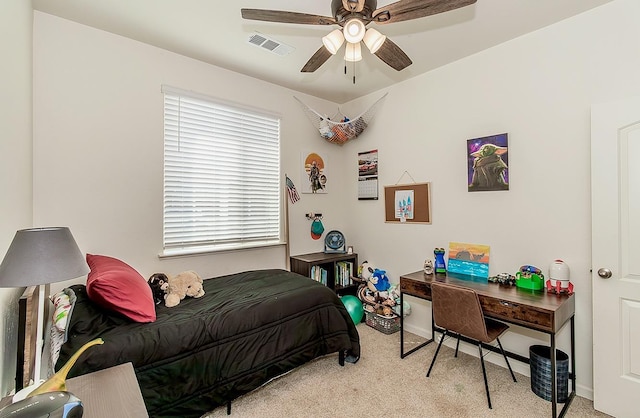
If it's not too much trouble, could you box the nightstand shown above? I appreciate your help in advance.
[0,363,147,417]
[66,362,148,418]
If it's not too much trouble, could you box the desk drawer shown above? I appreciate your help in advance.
[480,296,552,332]
[400,280,431,299]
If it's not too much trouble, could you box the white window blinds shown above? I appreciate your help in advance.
[162,86,281,254]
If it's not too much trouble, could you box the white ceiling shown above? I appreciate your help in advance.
[32,0,613,104]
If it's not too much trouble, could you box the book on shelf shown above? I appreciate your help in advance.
[310,265,327,286]
[335,261,354,287]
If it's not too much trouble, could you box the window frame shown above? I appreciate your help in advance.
[161,85,283,257]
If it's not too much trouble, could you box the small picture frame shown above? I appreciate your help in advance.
[347,246,354,254]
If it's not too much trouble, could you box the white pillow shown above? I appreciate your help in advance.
[49,288,77,373]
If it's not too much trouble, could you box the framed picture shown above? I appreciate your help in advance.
[384,182,431,224]
[467,133,509,192]
[301,151,328,194]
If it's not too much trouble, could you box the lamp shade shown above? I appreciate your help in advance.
[0,227,88,287]
[322,29,345,55]
[363,28,386,54]
[343,18,366,43]
[344,42,362,62]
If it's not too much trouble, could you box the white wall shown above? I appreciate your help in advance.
[341,0,640,399]
[0,0,34,397]
[32,12,352,288]
[23,0,640,402]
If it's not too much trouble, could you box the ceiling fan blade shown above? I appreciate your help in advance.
[241,9,336,25]
[301,46,333,72]
[373,0,476,24]
[374,38,412,71]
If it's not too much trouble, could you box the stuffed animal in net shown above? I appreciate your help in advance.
[165,270,205,308]
[148,273,170,305]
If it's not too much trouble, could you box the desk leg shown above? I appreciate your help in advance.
[431,312,435,341]
[400,292,404,356]
[400,293,433,358]
[556,316,576,417]
[551,333,557,418]
[570,316,576,396]
[552,315,576,418]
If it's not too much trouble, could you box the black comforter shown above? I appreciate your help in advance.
[56,269,360,417]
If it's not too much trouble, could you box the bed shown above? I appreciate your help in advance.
[54,268,360,418]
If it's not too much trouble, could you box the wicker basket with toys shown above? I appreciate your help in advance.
[357,261,407,334]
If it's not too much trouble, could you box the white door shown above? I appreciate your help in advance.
[591,96,640,418]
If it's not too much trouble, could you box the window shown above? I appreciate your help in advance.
[162,86,281,255]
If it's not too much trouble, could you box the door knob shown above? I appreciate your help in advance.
[597,268,612,279]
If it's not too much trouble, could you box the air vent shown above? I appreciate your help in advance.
[247,32,294,56]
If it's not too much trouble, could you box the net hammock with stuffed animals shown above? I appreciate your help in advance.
[294,93,387,145]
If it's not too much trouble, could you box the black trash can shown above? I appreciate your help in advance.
[529,345,569,403]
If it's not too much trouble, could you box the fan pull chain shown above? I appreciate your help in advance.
[343,59,356,84]
[353,60,356,84]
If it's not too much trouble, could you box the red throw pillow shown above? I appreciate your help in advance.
[85,254,156,322]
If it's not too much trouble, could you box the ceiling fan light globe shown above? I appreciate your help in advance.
[363,28,386,54]
[344,42,362,62]
[343,18,366,43]
[322,29,345,55]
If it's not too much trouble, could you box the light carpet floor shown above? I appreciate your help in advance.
[202,323,611,418]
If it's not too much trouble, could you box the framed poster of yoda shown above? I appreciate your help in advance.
[467,133,509,192]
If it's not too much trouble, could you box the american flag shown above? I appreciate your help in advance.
[285,175,300,204]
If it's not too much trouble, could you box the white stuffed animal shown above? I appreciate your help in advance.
[359,261,378,293]
[164,270,205,308]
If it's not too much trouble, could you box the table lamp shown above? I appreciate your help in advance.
[0,227,88,393]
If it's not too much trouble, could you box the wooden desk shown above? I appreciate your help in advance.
[67,362,148,418]
[399,271,575,418]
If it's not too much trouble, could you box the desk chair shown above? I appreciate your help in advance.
[426,281,517,409]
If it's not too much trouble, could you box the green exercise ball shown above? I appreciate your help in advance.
[341,295,364,324]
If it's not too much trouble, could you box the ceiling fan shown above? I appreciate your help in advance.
[241,0,477,73]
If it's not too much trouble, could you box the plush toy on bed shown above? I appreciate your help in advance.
[148,273,170,305]
[164,270,205,308]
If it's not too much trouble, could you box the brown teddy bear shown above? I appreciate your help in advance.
[164,270,205,308]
